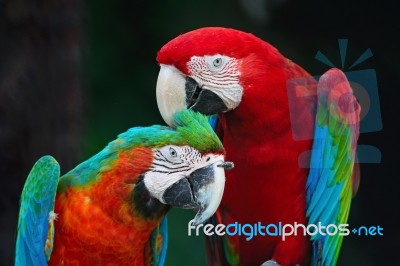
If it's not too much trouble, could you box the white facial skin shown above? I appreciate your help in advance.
[143,145,226,224]
[156,54,243,127]
[187,54,243,110]
[143,145,224,203]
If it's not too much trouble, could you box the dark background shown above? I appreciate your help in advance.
[0,0,398,265]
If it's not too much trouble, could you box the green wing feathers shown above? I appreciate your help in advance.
[15,156,60,266]
[306,69,360,266]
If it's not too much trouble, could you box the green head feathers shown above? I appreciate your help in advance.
[170,110,223,153]
[112,109,224,154]
[60,110,224,188]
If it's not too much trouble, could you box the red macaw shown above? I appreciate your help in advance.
[155,27,360,266]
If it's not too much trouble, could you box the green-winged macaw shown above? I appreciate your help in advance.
[15,110,233,266]
[155,27,360,266]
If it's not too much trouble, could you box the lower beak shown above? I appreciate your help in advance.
[185,77,228,115]
[156,64,227,127]
[162,161,227,225]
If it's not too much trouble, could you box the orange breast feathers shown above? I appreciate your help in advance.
[50,147,160,265]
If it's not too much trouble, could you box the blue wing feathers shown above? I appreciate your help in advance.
[306,69,360,266]
[15,156,60,266]
[208,115,219,130]
[158,216,168,266]
[151,216,168,266]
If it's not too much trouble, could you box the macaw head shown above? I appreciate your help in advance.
[112,110,231,225]
[156,27,282,126]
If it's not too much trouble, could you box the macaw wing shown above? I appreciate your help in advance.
[208,115,219,131]
[306,69,360,266]
[208,114,224,140]
[15,156,60,266]
[205,211,240,266]
[150,216,168,266]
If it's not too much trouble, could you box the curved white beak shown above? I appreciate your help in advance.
[156,64,187,126]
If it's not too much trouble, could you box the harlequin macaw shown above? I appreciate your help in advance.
[155,27,360,266]
[15,110,233,266]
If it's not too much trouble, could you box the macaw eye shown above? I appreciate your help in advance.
[213,58,222,67]
[169,147,178,158]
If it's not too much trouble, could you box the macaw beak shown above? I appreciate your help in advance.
[156,64,228,127]
[162,158,232,225]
